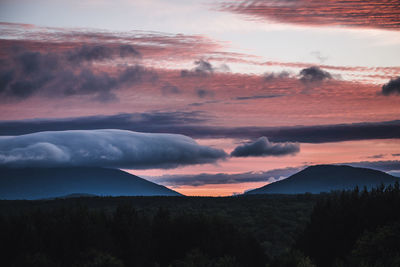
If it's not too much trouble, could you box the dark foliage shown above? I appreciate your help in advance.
[6,187,399,267]
[294,182,400,267]
[0,194,317,260]
[0,201,270,267]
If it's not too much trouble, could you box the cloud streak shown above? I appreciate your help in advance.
[218,0,400,31]
[1,114,400,143]
[231,137,300,157]
[0,22,222,64]
[0,130,227,169]
[148,166,304,187]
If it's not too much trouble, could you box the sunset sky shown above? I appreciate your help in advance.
[0,0,399,196]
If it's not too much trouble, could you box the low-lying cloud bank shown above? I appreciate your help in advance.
[0,130,227,169]
[148,167,304,187]
[148,161,400,188]
[231,137,300,157]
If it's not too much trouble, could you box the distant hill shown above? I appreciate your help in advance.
[246,165,399,195]
[0,167,182,200]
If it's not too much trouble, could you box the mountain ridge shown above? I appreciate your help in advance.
[0,167,182,199]
[246,164,399,195]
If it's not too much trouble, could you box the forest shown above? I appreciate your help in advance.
[1,184,400,267]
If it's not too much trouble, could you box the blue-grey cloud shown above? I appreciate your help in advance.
[181,60,215,77]
[148,166,304,187]
[382,76,400,96]
[0,46,146,102]
[67,44,140,63]
[196,87,214,98]
[1,114,399,143]
[0,130,227,169]
[161,83,181,95]
[231,137,300,157]
[264,71,291,81]
[299,66,332,83]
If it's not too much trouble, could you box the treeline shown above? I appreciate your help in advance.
[0,194,317,260]
[2,184,400,266]
[272,182,400,267]
[0,205,266,267]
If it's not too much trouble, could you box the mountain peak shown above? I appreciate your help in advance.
[246,164,399,195]
[0,167,183,200]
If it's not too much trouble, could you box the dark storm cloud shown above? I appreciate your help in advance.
[0,45,145,102]
[196,87,214,98]
[299,66,332,83]
[161,83,181,95]
[264,71,291,81]
[382,76,400,96]
[67,44,140,63]
[231,137,300,157]
[1,114,399,144]
[0,130,227,169]
[149,166,303,187]
[181,60,215,77]
[194,60,214,73]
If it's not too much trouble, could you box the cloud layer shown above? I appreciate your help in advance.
[149,166,303,187]
[231,137,300,157]
[218,0,400,31]
[0,130,227,169]
[1,114,400,143]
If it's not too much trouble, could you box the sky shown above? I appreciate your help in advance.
[0,0,399,196]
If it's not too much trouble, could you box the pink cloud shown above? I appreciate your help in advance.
[218,0,400,31]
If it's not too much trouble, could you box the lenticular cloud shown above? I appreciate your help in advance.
[0,130,227,169]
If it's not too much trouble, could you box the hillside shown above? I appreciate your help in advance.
[0,167,182,199]
[246,165,399,195]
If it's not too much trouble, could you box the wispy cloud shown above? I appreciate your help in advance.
[218,0,400,31]
[0,22,222,65]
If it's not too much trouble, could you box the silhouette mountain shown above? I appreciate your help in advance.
[246,165,399,195]
[0,167,182,199]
